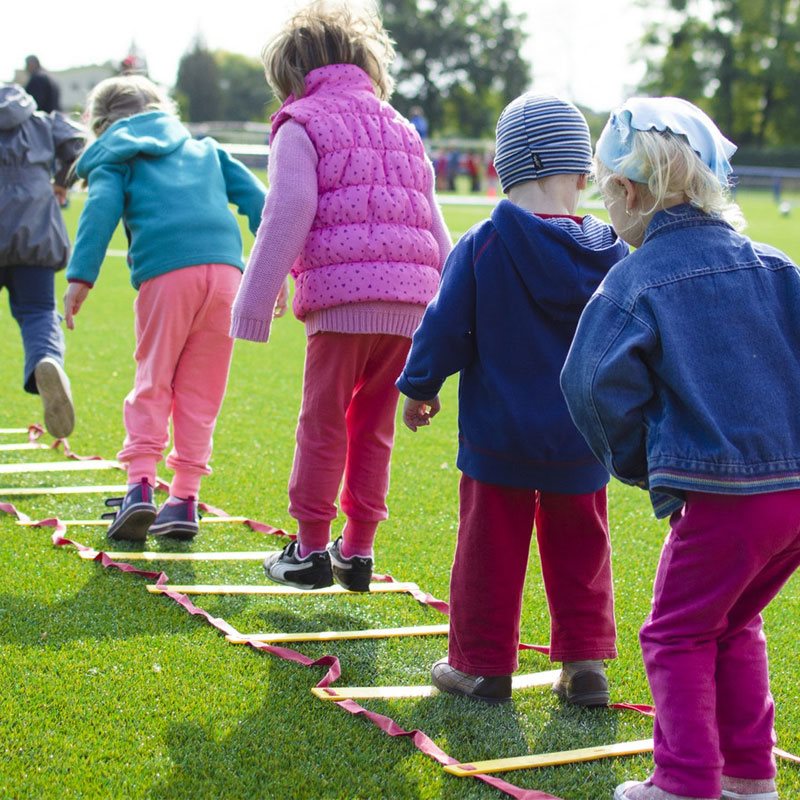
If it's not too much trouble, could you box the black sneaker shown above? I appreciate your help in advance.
[150,498,200,540]
[34,357,74,439]
[263,540,333,590]
[103,479,157,542]
[328,536,373,592]
[552,661,609,707]
[430,657,512,705]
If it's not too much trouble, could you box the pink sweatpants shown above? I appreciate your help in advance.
[118,264,241,498]
[643,491,800,799]
[448,475,617,676]
[288,332,411,554]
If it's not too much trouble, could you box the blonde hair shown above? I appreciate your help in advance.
[85,75,176,137]
[595,129,746,231]
[263,0,395,102]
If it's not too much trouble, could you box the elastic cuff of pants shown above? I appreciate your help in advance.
[653,768,719,800]
[124,457,158,487]
[297,519,331,555]
[448,655,518,677]
[342,518,379,557]
[721,769,778,785]
[170,475,202,499]
[549,647,618,662]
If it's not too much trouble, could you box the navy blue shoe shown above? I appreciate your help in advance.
[103,479,157,542]
[150,498,200,540]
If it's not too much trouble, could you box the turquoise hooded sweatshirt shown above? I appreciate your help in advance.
[66,110,266,289]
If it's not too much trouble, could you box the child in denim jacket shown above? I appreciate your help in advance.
[561,97,800,800]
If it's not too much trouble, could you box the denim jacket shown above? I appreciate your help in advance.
[561,203,800,517]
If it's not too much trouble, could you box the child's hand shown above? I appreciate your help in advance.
[52,184,68,207]
[63,282,90,330]
[402,396,441,431]
[274,276,290,318]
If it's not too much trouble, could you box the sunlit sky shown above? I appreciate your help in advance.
[2,0,649,113]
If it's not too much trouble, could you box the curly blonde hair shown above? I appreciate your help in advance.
[263,0,395,102]
[594,128,745,230]
[85,75,176,137]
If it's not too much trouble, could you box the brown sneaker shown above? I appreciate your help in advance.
[552,660,609,707]
[430,658,511,705]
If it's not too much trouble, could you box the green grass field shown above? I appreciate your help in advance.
[1,190,798,800]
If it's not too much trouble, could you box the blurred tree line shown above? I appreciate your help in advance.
[174,0,530,137]
[383,0,529,137]
[174,0,800,160]
[640,0,800,159]
[175,39,271,122]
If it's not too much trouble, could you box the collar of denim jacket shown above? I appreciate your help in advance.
[643,203,732,243]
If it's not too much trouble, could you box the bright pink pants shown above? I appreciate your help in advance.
[643,490,800,799]
[447,475,617,675]
[288,332,410,553]
[118,264,240,498]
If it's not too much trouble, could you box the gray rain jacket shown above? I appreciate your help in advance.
[0,84,85,270]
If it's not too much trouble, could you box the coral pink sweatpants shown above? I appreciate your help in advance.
[288,332,410,553]
[118,264,241,498]
[448,475,617,675]
[643,490,800,800]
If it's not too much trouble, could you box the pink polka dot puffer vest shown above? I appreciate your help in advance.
[271,64,442,320]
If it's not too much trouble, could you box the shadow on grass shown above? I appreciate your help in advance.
[254,607,380,633]
[0,563,202,646]
[144,642,629,800]
[148,634,417,799]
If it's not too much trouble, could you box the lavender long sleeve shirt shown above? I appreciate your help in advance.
[230,120,452,342]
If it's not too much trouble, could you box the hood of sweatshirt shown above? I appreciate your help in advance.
[490,198,628,322]
[75,110,190,178]
[0,84,36,130]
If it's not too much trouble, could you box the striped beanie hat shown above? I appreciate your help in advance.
[494,93,592,192]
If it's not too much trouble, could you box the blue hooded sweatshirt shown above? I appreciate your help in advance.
[66,110,266,289]
[397,199,629,492]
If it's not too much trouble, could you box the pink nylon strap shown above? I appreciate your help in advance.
[2,494,796,796]
[198,500,290,540]
[46,529,560,800]
[775,747,800,764]
[0,501,33,525]
[27,424,44,442]
[49,438,105,461]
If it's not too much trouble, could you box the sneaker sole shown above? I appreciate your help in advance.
[431,674,511,705]
[552,683,610,707]
[331,566,371,593]
[107,506,156,542]
[263,572,334,590]
[34,359,74,439]
[149,522,199,541]
[263,559,334,591]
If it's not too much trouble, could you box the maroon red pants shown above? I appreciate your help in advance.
[447,474,618,675]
